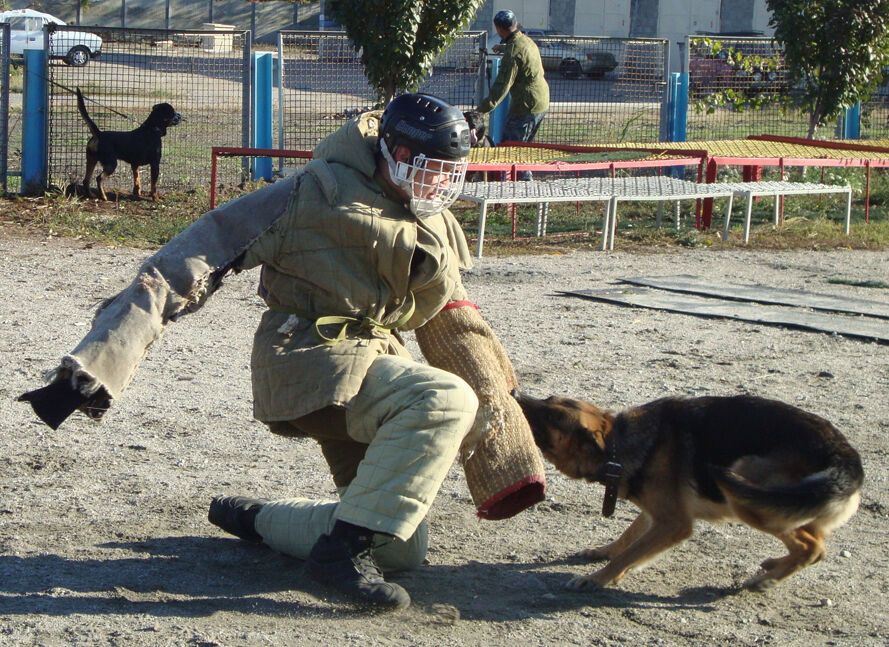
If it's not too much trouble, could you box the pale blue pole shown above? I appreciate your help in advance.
[487,56,511,144]
[843,103,861,139]
[252,52,273,181]
[21,49,47,196]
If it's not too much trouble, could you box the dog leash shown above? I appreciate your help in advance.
[601,435,623,518]
[44,76,135,122]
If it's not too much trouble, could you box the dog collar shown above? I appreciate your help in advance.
[601,437,623,518]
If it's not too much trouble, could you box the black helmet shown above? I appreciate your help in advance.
[493,9,517,29]
[380,93,470,162]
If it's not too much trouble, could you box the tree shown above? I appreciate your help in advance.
[327,0,484,103]
[767,0,889,137]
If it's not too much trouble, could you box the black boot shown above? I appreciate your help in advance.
[306,520,410,610]
[208,496,268,543]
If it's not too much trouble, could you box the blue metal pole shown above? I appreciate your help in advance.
[487,56,511,145]
[21,49,47,196]
[843,103,861,139]
[673,72,688,143]
[252,52,273,181]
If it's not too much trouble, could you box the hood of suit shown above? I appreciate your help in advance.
[312,110,382,179]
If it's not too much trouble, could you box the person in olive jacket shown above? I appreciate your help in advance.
[477,9,550,145]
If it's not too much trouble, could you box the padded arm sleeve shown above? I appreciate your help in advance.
[415,303,545,520]
[19,177,295,429]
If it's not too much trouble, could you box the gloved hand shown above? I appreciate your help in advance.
[19,380,110,430]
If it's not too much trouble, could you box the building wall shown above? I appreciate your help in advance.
[477,0,774,50]
[629,0,659,37]
[574,0,630,37]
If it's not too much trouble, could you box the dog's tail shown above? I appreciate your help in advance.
[710,455,863,517]
[75,88,101,138]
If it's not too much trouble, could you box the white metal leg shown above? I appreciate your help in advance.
[600,199,612,251]
[743,192,754,245]
[609,198,619,251]
[773,193,780,226]
[674,200,681,229]
[722,192,734,240]
[476,201,488,259]
[655,202,663,228]
[844,188,852,235]
[536,203,549,237]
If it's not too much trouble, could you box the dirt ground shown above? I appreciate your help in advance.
[1,228,887,646]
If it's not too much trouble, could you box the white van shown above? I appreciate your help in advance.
[1,9,102,67]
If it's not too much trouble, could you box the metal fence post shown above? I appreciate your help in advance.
[252,52,274,181]
[21,49,48,196]
[842,103,861,139]
[277,33,286,175]
[669,72,688,142]
[0,24,9,194]
[658,40,671,141]
[475,32,487,107]
[242,35,253,181]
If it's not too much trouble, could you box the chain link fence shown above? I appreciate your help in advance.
[46,25,250,196]
[277,31,486,157]
[527,36,668,145]
[686,36,810,140]
[25,24,889,199]
[861,79,889,140]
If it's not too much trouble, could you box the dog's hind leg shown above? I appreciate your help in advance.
[96,170,113,201]
[95,157,117,201]
[149,161,160,201]
[744,525,826,591]
[131,164,142,197]
[579,512,651,562]
[83,150,99,198]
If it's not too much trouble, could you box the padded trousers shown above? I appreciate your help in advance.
[254,354,478,572]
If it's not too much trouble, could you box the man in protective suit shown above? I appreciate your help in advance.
[20,93,544,612]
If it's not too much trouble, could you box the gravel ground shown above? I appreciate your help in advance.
[1,231,887,646]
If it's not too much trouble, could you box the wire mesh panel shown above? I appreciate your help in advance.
[520,36,668,145]
[278,31,485,154]
[0,24,9,193]
[418,32,486,108]
[686,36,809,140]
[278,31,375,154]
[861,78,889,140]
[46,25,250,196]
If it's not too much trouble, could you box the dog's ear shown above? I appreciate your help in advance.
[579,408,613,453]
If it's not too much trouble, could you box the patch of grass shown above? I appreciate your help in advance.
[3,177,889,255]
[1,188,214,248]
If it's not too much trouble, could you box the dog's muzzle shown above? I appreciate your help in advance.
[170,113,183,126]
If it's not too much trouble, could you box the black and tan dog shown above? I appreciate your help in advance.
[76,88,181,200]
[513,391,863,591]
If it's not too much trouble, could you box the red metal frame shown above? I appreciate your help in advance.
[210,146,312,209]
[210,146,707,236]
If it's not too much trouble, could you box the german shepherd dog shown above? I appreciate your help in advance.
[513,392,863,591]
[76,88,182,201]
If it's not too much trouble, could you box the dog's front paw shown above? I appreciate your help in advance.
[743,571,778,592]
[565,571,611,591]
[578,547,610,562]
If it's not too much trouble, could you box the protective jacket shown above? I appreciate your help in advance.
[478,30,549,117]
[241,112,473,421]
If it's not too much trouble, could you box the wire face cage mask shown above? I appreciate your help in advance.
[381,140,468,217]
